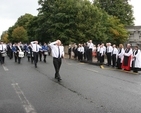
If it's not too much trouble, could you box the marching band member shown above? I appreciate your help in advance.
[42,43,48,63]
[15,42,24,64]
[121,44,133,71]
[49,40,64,81]
[0,41,7,64]
[7,43,13,59]
[39,43,43,61]
[31,41,42,68]
[117,44,125,69]
[28,44,34,64]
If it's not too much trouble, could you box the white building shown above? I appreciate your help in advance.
[126,26,141,47]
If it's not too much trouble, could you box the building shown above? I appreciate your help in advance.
[126,26,141,47]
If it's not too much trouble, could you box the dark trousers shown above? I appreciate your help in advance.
[0,54,4,64]
[97,52,100,62]
[33,52,38,66]
[14,53,21,63]
[88,49,92,62]
[107,53,111,66]
[53,58,62,79]
[117,58,122,69]
[100,54,104,64]
[39,51,42,61]
[112,54,116,67]
[9,51,13,59]
[43,54,47,62]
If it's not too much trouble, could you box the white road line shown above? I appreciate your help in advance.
[11,82,37,113]
[86,68,98,73]
[2,65,9,71]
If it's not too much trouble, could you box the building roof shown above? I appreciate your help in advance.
[126,26,141,29]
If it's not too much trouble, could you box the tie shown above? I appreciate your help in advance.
[36,44,38,52]
[58,46,60,58]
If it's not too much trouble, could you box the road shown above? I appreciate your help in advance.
[0,56,141,113]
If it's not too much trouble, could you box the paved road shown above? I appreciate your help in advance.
[0,56,141,113]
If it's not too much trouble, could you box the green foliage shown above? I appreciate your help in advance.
[12,27,28,43]
[94,0,134,26]
[5,0,130,45]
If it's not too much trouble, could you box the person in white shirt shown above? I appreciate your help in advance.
[49,40,64,81]
[106,43,113,66]
[0,41,7,64]
[112,44,118,67]
[99,44,104,65]
[87,40,94,62]
[31,41,42,68]
[80,44,84,61]
[96,44,100,62]
[117,44,125,69]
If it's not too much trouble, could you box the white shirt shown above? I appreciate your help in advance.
[87,42,94,49]
[49,41,64,58]
[107,46,113,53]
[31,41,41,52]
[0,44,7,51]
[112,47,118,55]
[99,47,104,56]
[80,46,84,54]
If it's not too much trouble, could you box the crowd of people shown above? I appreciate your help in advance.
[68,40,141,73]
[0,40,64,81]
[0,39,141,75]
[0,41,51,65]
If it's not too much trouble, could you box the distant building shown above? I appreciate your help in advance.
[125,26,141,47]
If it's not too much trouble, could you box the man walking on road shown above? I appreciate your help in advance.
[31,41,41,68]
[49,40,64,81]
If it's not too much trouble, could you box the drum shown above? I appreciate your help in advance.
[44,51,48,55]
[1,52,7,57]
[19,52,24,58]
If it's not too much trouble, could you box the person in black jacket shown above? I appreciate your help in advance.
[15,42,23,64]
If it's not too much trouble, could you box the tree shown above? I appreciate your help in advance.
[15,13,34,29]
[1,31,9,43]
[94,0,134,26]
[12,27,28,43]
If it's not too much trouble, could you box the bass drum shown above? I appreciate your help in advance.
[19,52,24,58]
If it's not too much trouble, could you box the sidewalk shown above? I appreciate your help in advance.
[65,54,107,66]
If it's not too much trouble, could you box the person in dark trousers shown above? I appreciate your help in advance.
[87,40,94,62]
[31,41,41,68]
[68,45,72,59]
[49,40,64,82]
[111,44,118,67]
[106,43,113,66]
[15,42,23,64]
[0,41,7,64]
[42,43,48,63]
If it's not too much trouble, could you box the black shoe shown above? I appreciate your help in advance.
[58,78,62,82]
[35,64,37,68]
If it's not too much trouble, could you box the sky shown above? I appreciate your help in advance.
[0,0,141,36]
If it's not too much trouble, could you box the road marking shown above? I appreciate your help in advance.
[2,65,9,71]
[86,68,98,73]
[11,82,37,113]
[79,63,85,64]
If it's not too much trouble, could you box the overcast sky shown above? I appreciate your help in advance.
[0,0,141,35]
